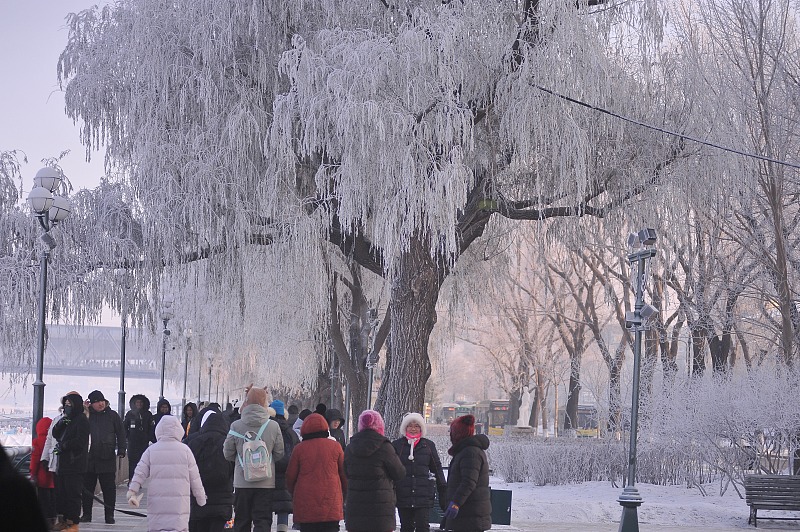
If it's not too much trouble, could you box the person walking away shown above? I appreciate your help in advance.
[31,416,57,528]
[82,390,126,524]
[325,409,346,451]
[285,413,346,532]
[51,392,90,532]
[286,404,299,429]
[268,400,300,532]
[124,394,154,483]
[127,415,207,532]
[2,441,49,531]
[344,410,405,532]
[188,402,222,438]
[392,413,447,532]
[182,402,199,439]
[293,409,312,438]
[223,384,285,532]
[152,398,172,441]
[187,411,233,532]
[442,415,491,532]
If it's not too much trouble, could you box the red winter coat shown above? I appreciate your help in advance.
[285,413,347,524]
[30,417,54,488]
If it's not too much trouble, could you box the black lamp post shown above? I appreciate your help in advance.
[27,167,71,433]
[618,228,658,532]
[159,296,174,400]
[182,321,192,414]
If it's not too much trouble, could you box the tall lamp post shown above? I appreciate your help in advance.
[207,357,213,403]
[182,321,192,414]
[618,228,659,532]
[159,296,174,400]
[27,167,72,433]
[114,268,131,418]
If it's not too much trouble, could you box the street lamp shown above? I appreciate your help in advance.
[27,167,72,433]
[207,357,213,403]
[182,321,192,413]
[159,296,174,400]
[618,228,659,532]
[114,268,131,418]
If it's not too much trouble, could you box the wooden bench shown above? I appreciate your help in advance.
[744,474,800,527]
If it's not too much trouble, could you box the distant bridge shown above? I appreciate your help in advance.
[5,365,160,379]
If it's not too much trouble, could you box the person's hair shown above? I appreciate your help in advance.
[288,404,299,415]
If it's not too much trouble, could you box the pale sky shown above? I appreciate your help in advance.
[0,1,109,194]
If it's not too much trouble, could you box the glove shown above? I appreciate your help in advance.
[443,501,460,520]
[52,443,61,455]
[127,490,143,508]
[40,459,49,469]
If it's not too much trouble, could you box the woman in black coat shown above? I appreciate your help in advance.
[392,413,447,532]
[51,392,90,531]
[344,410,406,532]
[123,394,154,482]
[442,415,491,532]
[186,411,233,532]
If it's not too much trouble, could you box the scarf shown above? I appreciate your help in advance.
[406,432,422,460]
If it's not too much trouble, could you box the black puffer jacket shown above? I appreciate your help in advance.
[344,429,406,532]
[271,415,301,514]
[124,394,154,454]
[181,402,198,436]
[51,393,90,475]
[391,437,446,509]
[325,409,346,450]
[445,434,491,532]
[87,405,126,474]
[151,398,172,442]
[187,412,233,521]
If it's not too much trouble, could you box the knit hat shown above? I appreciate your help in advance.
[399,412,427,437]
[315,403,327,416]
[88,390,106,404]
[269,400,285,417]
[240,384,268,409]
[298,408,312,420]
[358,409,385,436]
[450,414,476,444]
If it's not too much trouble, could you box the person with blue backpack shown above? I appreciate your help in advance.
[223,384,285,532]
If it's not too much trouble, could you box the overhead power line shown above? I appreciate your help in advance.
[533,83,800,171]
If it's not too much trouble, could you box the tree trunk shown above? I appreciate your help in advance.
[691,326,707,376]
[378,236,440,435]
[564,358,581,435]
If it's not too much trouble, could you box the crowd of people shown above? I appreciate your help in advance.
[17,385,492,532]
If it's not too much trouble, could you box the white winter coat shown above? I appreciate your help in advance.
[130,415,207,532]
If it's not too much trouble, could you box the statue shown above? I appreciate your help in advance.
[516,386,533,427]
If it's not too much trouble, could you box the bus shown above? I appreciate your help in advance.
[438,403,458,424]
[575,405,600,438]
[474,400,510,435]
[455,403,475,418]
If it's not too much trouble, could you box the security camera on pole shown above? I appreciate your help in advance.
[618,228,659,532]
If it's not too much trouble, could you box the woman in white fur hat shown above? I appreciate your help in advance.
[391,412,447,532]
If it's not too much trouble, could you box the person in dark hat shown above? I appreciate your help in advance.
[52,392,90,531]
[442,415,491,532]
[325,408,346,451]
[82,390,126,524]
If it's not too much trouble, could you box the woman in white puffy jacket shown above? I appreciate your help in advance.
[128,415,207,532]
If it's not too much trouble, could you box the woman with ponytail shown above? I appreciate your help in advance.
[391,413,447,532]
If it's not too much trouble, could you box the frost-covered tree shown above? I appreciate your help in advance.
[59,0,688,430]
[667,0,800,365]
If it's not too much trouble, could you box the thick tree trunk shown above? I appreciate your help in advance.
[691,326,707,376]
[564,357,581,435]
[378,236,440,435]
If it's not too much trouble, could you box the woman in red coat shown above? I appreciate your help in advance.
[30,416,56,526]
[285,413,347,532]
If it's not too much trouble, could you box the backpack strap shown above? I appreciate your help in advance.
[256,419,271,439]
[228,429,248,440]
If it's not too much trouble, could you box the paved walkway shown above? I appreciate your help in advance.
[79,484,800,531]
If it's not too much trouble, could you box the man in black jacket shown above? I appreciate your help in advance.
[82,390,126,524]
[123,394,154,482]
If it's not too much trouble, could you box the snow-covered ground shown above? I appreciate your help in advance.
[490,477,800,530]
